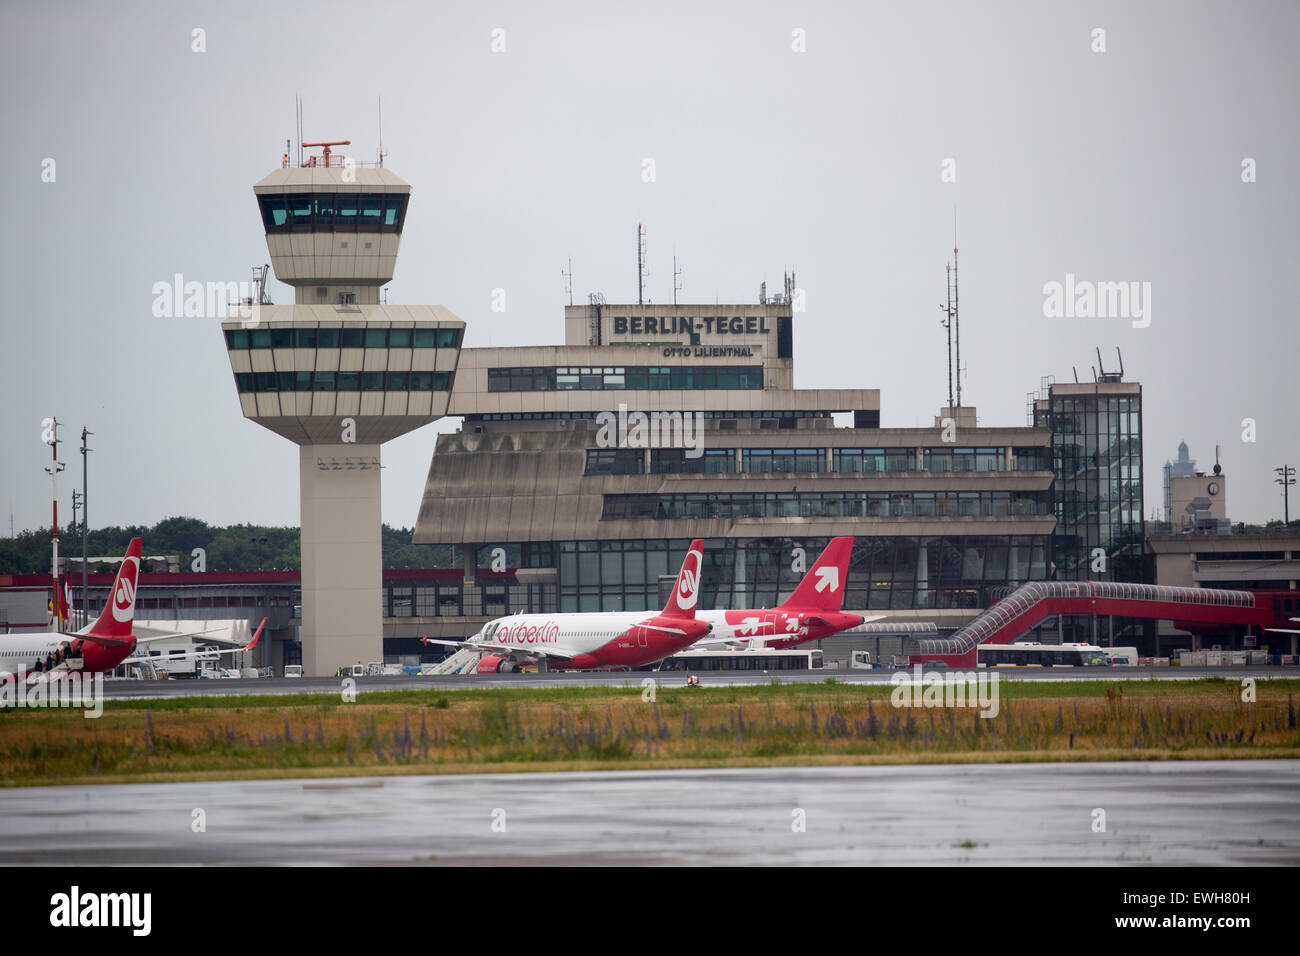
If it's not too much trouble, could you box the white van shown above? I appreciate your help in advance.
[283,665,304,679]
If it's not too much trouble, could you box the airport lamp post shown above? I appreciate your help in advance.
[81,427,92,630]
[1276,465,1296,525]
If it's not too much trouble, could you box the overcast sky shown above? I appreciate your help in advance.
[2,0,1297,538]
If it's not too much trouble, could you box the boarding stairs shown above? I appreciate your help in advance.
[425,647,482,675]
[25,658,85,685]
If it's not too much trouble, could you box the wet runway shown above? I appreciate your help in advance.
[1,761,1295,865]
[97,667,1294,700]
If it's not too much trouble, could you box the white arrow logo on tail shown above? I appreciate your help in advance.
[814,567,839,593]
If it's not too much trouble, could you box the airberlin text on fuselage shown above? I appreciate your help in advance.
[498,621,561,645]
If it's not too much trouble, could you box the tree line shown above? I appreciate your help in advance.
[0,517,456,574]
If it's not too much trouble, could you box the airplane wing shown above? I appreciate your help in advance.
[420,636,470,648]
[689,637,753,650]
[805,613,886,630]
[76,633,133,647]
[124,618,266,665]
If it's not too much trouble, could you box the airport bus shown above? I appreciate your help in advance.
[977,642,1111,668]
[655,648,824,671]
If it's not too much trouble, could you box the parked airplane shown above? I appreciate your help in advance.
[0,538,144,685]
[0,538,264,685]
[422,539,711,672]
[120,618,267,676]
[691,537,884,651]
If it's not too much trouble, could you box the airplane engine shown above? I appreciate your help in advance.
[475,655,518,674]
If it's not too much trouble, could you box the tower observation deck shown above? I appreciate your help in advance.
[222,146,465,675]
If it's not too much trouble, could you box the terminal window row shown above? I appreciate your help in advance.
[443,536,1050,614]
[548,534,1051,613]
[583,446,1051,475]
[234,371,453,393]
[258,193,408,233]
[225,327,461,350]
[487,365,763,392]
[472,409,832,423]
[601,490,1052,521]
[585,448,739,476]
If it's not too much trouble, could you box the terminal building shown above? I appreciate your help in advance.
[403,285,1147,663]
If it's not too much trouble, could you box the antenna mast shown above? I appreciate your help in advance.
[673,253,683,306]
[562,258,574,306]
[637,224,646,306]
[940,261,954,411]
[953,214,962,409]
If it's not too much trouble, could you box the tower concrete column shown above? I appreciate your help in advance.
[300,444,383,674]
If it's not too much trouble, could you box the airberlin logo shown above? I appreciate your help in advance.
[498,621,560,645]
[111,559,138,622]
[674,550,702,611]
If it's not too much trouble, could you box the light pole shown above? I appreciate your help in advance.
[1276,465,1296,525]
[44,418,64,631]
[80,427,92,630]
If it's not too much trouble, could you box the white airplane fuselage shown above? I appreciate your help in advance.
[474,609,710,670]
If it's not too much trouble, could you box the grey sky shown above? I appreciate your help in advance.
[2,0,1297,537]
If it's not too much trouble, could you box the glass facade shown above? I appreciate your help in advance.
[602,490,1052,520]
[234,370,451,394]
[742,448,825,473]
[226,324,459,394]
[833,448,916,473]
[258,192,408,233]
[922,447,1005,472]
[225,327,460,350]
[1048,390,1144,582]
[382,536,1048,618]
[545,536,1049,613]
[650,449,735,473]
[487,365,763,392]
[584,449,645,476]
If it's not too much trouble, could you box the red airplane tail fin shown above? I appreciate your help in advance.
[661,539,705,619]
[87,538,142,639]
[782,536,854,612]
[247,617,267,652]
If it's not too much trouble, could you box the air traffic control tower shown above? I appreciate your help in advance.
[221,145,464,675]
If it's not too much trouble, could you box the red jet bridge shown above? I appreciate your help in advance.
[914,581,1271,666]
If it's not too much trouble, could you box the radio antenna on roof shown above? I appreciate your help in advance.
[637,224,647,306]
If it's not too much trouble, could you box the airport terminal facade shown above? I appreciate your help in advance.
[401,293,1145,658]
